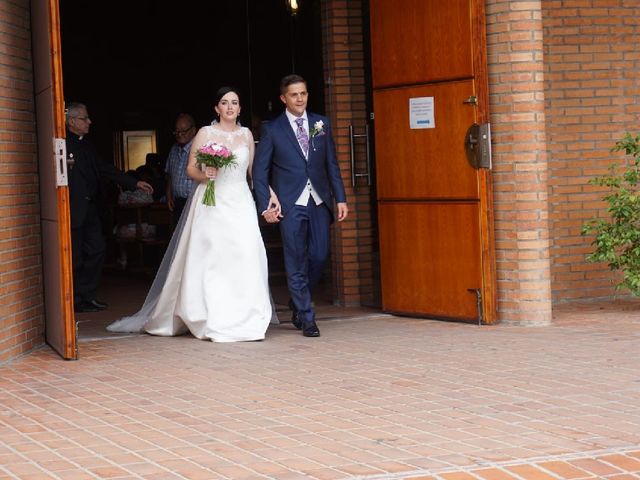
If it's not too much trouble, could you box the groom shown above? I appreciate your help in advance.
[253,74,348,337]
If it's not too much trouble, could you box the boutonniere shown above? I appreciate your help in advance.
[310,120,325,152]
[310,120,325,138]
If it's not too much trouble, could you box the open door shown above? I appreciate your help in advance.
[370,0,496,323]
[32,0,76,358]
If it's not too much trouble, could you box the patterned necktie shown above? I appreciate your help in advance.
[295,117,309,156]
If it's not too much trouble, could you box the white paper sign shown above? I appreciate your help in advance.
[409,97,435,129]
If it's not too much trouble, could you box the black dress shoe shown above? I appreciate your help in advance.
[291,311,302,330]
[288,300,302,330]
[302,320,320,337]
[88,299,108,310]
[74,301,100,313]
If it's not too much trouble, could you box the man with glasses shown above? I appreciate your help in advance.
[165,113,196,223]
[65,102,154,313]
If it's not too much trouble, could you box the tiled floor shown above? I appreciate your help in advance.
[1,293,640,479]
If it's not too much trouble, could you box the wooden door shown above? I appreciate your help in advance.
[370,0,496,323]
[32,0,76,358]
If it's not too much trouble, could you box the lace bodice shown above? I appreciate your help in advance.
[201,124,252,185]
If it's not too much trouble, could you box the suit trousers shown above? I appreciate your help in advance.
[71,202,106,304]
[279,201,332,323]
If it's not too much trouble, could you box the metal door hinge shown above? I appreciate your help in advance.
[463,95,478,105]
[467,288,484,326]
[54,138,68,187]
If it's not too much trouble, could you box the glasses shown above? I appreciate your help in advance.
[72,116,90,122]
[173,127,194,135]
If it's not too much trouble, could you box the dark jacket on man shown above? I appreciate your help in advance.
[66,131,138,229]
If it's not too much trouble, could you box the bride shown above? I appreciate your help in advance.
[108,87,279,342]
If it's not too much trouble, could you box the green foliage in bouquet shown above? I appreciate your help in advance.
[582,133,640,295]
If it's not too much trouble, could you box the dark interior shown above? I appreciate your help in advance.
[59,0,327,297]
[60,0,324,163]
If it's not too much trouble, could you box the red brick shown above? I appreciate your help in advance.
[0,0,44,363]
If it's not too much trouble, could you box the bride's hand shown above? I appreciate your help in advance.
[204,166,218,180]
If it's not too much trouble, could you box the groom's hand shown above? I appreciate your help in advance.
[337,202,348,222]
[262,207,283,224]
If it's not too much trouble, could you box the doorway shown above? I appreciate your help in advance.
[57,0,333,339]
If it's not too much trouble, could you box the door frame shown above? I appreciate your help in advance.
[471,0,496,323]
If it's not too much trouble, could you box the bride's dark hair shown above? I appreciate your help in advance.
[213,86,242,124]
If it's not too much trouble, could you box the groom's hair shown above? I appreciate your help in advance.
[280,74,307,94]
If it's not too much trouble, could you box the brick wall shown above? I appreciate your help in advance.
[542,0,640,302]
[321,0,378,307]
[0,0,44,363]
[486,0,553,325]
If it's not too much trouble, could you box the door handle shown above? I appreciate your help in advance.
[349,124,371,187]
[464,123,492,170]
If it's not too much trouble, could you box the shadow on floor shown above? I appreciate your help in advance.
[77,269,381,341]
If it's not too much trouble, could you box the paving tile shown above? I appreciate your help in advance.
[141,474,186,480]
[335,462,386,476]
[569,458,624,476]
[302,468,347,480]
[9,475,52,480]
[599,454,640,472]
[87,465,132,478]
[505,464,558,479]
[439,473,480,480]
[122,462,171,476]
[32,459,78,472]
[473,468,520,480]
[54,470,98,480]
[537,460,591,478]
[368,460,420,474]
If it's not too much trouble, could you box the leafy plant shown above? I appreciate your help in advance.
[582,133,640,295]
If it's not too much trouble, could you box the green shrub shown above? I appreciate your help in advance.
[582,133,640,296]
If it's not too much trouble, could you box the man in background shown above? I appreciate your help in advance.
[65,102,154,313]
[165,113,196,223]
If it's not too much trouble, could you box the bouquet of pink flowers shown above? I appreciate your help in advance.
[195,141,237,206]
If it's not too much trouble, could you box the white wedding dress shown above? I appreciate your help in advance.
[107,125,275,342]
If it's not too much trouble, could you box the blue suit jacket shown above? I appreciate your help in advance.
[253,112,346,217]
